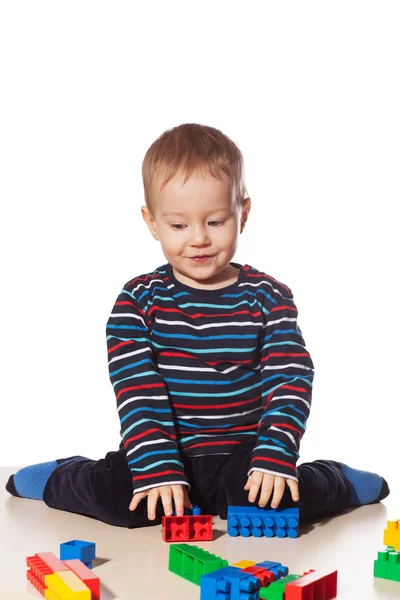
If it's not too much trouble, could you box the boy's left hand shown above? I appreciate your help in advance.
[244,470,299,509]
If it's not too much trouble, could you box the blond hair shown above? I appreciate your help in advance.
[142,123,248,215]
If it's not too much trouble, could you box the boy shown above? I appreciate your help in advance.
[6,123,389,528]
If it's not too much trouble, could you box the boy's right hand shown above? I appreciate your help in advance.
[129,484,192,521]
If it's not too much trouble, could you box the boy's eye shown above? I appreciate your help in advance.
[170,221,225,231]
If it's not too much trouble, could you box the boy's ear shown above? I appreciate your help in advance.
[141,205,159,240]
[240,197,251,233]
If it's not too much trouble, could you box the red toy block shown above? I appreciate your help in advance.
[162,515,212,542]
[26,568,46,596]
[241,565,276,586]
[26,552,69,591]
[63,559,101,600]
[285,569,337,600]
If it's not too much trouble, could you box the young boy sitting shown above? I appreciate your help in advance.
[6,123,389,528]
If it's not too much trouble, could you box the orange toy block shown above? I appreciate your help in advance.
[63,559,100,600]
[384,520,400,549]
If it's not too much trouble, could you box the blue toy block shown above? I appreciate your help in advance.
[173,504,201,516]
[200,566,260,600]
[84,561,92,569]
[60,540,96,563]
[254,560,289,580]
[227,506,299,538]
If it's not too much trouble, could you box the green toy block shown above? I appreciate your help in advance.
[374,549,400,582]
[168,543,228,585]
[259,574,302,599]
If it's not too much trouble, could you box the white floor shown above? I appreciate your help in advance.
[1,467,400,600]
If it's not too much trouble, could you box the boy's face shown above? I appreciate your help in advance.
[141,170,251,288]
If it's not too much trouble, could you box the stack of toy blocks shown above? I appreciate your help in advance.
[373,519,400,582]
[168,543,337,599]
[163,504,213,542]
[26,540,99,599]
[227,506,299,538]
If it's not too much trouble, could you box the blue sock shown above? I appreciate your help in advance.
[338,462,389,506]
[5,456,82,501]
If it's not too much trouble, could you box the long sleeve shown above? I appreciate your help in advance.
[106,285,189,494]
[248,290,315,482]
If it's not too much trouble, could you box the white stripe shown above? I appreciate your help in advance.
[134,480,190,494]
[155,318,261,330]
[270,425,297,447]
[268,393,311,410]
[239,280,285,299]
[267,316,297,327]
[108,347,151,365]
[157,363,255,374]
[126,438,170,457]
[247,466,297,482]
[118,395,169,412]
[179,407,262,420]
[109,312,146,327]
[131,278,165,295]
[261,363,312,371]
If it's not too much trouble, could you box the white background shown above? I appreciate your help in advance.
[0,2,398,481]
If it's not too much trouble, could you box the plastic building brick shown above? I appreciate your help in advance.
[172,504,201,516]
[241,565,276,586]
[227,506,299,538]
[26,553,69,594]
[200,565,260,600]
[255,561,289,580]
[60,540,96,563]
[259,574,302,600]
[374,549,400,582]
[285,569,338,599]
[63,558,100,600]
[162,514,212,542]
[232,560,256,569]
[169,543,228,585]
[46,570,91,599]
[384,520,400,549]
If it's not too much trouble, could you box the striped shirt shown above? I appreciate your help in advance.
[106,261,314,494]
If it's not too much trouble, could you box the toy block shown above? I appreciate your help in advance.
[227,506,299,538]
[172,504,201,516]
[285,569,338,599]
[254,561,288,580]
[60,540,96,563]
[162,515,212,542]
[63,559,100,600]
[44,589,59,600]
[384,520,400,549]
[200,565,260,600]
[169,543,228,585]
[259,574,302,599]
[374,549,400,582]
[46,570,91,599]
[26,568,46,596]
[241,565,276,586]
[26,552,70,595]
[232,560,256,569]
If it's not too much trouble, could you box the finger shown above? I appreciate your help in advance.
[183,488,193,509]
[258,474,275,507]
[129,491,145,511]
[171,486,185,516]
[270,477,286,509]
[243,476,251,491]
[147,488,160,521]
[287,479,300,502]
[248,471,263,503]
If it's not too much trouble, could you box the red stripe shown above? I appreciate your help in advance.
[273,422,302,434]
[270,304,297,314]
[133,469,184,482]
[124,428,176,445]
[261,352,309,363]
[173,394,261,411]
[189,441,241,449]
[108,340,135,354]
[116,382,165,401]
[252,456,296,472]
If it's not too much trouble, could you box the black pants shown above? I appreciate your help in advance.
[42,440,353,529]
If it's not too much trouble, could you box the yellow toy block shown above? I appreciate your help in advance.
[384,520,400,550]
[45,570,91,599]
[231,560,256,569]
[44,589,60,600]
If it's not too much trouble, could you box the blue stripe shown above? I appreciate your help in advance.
[152,330,257,341]
[164,372,254,386]
[128,449,178,465]
[253,444,293,457]
[109,358,153,377]
[131,459,184,472]
[120,406,172,424]
[168,381,263,397]
[111,370,159,388]
[180,431,256,444]
[152,341,257,354]
[122,418,174,436]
